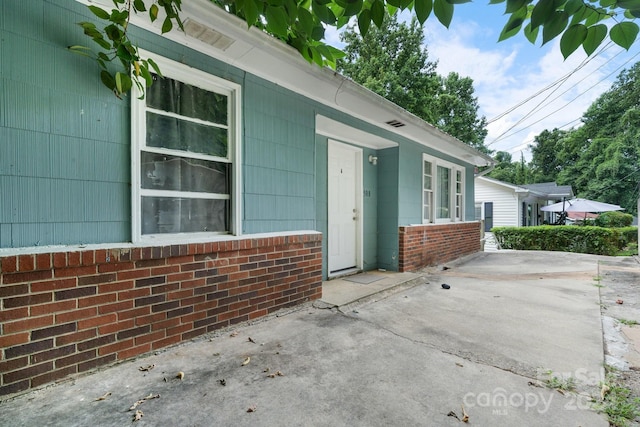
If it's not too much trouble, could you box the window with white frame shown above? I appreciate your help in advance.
[422,154,465,223]
[131,53,241,241]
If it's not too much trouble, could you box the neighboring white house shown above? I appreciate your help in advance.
[475,176,574,232]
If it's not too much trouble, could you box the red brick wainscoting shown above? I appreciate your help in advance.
[0,233,322,397]
[398,222,481,271]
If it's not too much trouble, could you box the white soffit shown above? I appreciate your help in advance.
[80,0,493,167]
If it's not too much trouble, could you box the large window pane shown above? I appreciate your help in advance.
[146,112,228,157]
[141,197,229,235]
[437,165,450,219]
[147,74,228,125]
[141,152,230,194]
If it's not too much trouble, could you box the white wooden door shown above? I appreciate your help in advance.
[328,141,361,274]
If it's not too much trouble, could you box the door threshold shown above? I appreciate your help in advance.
[328,267,360,280]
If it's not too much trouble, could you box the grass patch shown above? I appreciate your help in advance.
[618,318,639,326]
[616,242,638,256]
[546,375,576,391]
[594,368,640,426]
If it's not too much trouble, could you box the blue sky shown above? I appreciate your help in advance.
[325,4,640,160]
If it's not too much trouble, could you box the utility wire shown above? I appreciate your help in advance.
[489,46,640,149]
[487,42,613,125]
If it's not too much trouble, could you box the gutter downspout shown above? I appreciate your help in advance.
[474,163,496,177]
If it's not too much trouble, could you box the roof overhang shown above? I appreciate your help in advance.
[79,0,494,167]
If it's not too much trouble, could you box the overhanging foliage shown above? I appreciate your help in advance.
[71,0,640,98]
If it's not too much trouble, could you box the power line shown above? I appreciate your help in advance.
[488,47,640,149]
[486,43,614,125]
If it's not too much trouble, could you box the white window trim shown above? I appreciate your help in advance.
[422,154,465,224]
[131,51,242,243]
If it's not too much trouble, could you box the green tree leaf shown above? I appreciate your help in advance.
[499,7,527,41]
[371,0,385,26]
[624,9,640,18]
[610,21,639,49]
[312,1,337,24]
[115,71,132,95]
[149,4,159,22]
[583,24,607,55]
[133,0,146,12]
[542,11,568,45]
[358,8,371,34]
[506,0,529,13]
[531,0,557,30]
[88,5,110,20]
[297,7,315,35]
[560,23,587,58]
[523,22,540,43]
[433,0,453,27]
[617,0,640,8]
[100,70,116,90]
[266,5,290,37]
[243,0,260,26]
[161,16,173,33]
[415,0,433,23]
[147,58,163,77]
[563,0,583,15]
[343,0,364,16]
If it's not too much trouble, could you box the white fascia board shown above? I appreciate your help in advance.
[76,0,494,167]
[477,176,528,194]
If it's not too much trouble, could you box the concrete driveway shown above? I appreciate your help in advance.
[0,252,612,426]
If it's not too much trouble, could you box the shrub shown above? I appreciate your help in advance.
[492,226,622,255]
[618,227,639,247]
[595,211,634,228]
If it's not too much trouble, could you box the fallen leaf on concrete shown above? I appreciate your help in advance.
[461,405,469,423]
[447,411,459,420]
[94,392,112,401]
[267,371,284,378]
[133,410,143,421]
[176,371,185,380]
[616,299,624,304]
[139,364,155,372]
[455,363,463,368]
[601,384,610,400]
[242,357,251,366]
[129,400,144,411]
[528,381,543,388]
[247,405,257,413]
[263,367,270,373]
[248,337,256,343]
[219,379,226,386]
[230,331,238,337]
[129,393,160,410]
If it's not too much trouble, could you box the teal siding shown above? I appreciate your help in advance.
[314,135,328,278]
[377,147,400,271]
[242,76,316,234]
[362,147,379,271]
[1,0,130,247]
[398,143,423,226]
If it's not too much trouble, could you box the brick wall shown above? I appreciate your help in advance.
[0,233,322,397]
[398,222,481,271]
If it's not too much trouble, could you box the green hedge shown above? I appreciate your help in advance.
[492,226,639,256]
[594,211,634,228]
